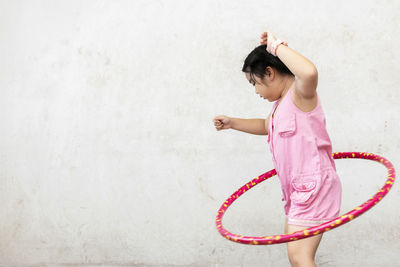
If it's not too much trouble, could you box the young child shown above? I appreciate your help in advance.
[213,31,342,267]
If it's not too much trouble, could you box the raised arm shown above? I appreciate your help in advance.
[261,31,318,99]
[275,44,318,98]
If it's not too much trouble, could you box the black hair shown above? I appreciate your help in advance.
[242,44,294,84]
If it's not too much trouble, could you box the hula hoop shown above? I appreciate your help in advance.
[215,152,395,245]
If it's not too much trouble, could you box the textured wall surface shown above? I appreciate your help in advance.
[0,0,399,266]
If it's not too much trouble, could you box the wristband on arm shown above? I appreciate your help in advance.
[269,39,288,56]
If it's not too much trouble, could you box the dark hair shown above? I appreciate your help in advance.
[242,44,293,84]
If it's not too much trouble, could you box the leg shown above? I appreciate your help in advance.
[284,217,289,234]
[286,224,323,267]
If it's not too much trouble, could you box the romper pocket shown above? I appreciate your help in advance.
[277,113,296,137]
[290,172,321,205]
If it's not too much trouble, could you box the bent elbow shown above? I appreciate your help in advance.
[307,67,318,79]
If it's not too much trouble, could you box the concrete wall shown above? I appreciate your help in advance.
[0,0,399,266]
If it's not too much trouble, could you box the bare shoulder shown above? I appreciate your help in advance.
[291,76,318,112]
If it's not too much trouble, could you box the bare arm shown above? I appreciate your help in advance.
[262,31,318,98]
[275,44,317,81]
[276,45,318,98]
[231,117,268,135]
[265,111,271,134]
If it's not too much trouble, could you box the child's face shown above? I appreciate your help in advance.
[245,72,278,102]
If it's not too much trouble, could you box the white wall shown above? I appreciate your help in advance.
[0,0,399,266]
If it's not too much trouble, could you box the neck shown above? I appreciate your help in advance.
[279,76,295,99]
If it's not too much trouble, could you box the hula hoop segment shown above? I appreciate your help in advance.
[215,152,395,245]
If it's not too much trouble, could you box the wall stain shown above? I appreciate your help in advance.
[198,176,215,201]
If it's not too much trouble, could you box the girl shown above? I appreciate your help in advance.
[213,31,342,267]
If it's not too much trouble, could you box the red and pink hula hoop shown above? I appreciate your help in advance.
[216,152,395,245]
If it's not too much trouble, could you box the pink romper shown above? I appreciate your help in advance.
[267,83,342,227]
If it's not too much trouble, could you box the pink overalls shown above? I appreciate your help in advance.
[267,82,342,227]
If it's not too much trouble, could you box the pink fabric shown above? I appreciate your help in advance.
[267,82,342,227]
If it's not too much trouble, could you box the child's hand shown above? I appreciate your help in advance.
[213,115,232,131]
[260,31,277,54]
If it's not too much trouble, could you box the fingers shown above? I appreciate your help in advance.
[213,116,225,123]
[214,120,223,129]
[260,38,267,45]
[260,31,268,45]
[213,117,224,131]
[260,31,278,51]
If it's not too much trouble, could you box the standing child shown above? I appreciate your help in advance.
[213,31,342,267]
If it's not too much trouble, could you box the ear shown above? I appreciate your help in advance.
[265,66,275,80]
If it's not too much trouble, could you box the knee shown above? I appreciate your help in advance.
[288,251,316,267]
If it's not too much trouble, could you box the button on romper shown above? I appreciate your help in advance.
[267,82,342,227]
